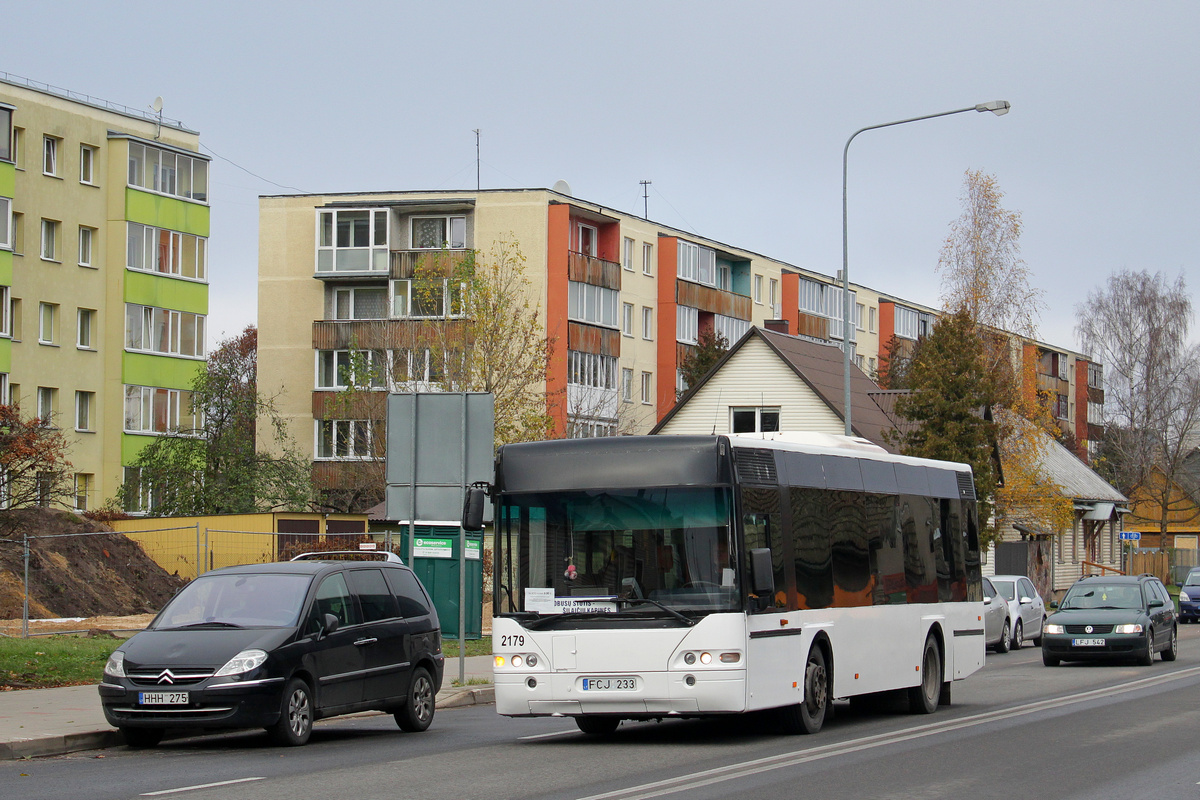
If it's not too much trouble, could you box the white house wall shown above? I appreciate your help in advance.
[658,338,845,435]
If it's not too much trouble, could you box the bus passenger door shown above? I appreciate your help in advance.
[745,618,803,711]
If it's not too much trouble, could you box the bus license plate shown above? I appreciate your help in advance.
[581,677,637,692]
[1072,638,1105,647]
[139,691,189,705]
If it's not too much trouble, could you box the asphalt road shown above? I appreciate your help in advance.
[9,627,1200,800]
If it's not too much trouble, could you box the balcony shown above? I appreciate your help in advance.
[390,249,475,280]
[312,319,469,350]
[676,280,752,321]
[567,252,621,290]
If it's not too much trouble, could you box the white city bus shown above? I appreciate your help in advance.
[463,433,985,735]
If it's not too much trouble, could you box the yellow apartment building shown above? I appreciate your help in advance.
[0,74,210,511]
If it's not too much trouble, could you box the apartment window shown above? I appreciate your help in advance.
[0,109,10,162]
[868,356,877,374]
[676,305,699,345]
[576,223,597,256]
[80,144,96,184]
[410,215,466,250]
[0,373,7,405]
[40,219,59,261]
[567,350,618,390]
[38,303,56,344]
[754,275,763,303]
[37,386,56,424]
[317,350,386,390]
[622,303,634,336]
[731,406,780,434]
[621,368,633,403]
[567,281,619,328]
[74,473,92,511]
[0,286,8,336]
[391,278,465,319]
[619,236,634,271]
[713,314,750,344]
[125,304,206,358]
[75,391,93,431]
[868,306,877,333]
[333,286,387,320]
[77,308,95,349]
[123,384,200,434]
[642,242,653,275]
[855,354,865,369]
[0,197,10,250]
[78,226,94,267]
[855,302,866,331]
[677,240,716,287]
[9,126,22,169]
[769,279,779,314]
[43,135,59,176]
[316,419,380,460]
[894,306,919,340]
[11,212,22,255]
[642,307,653,340]
[8,298,19,341]
[1088,400,1103,423]
[127,223,207,280]
[316,209,388,272]
[641,371,653,404]
[1088,362,1103,390]
[128,141,208,202]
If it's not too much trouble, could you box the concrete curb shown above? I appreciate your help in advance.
[0,685,495,760]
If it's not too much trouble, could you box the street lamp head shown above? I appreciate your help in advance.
[975,100,1011,116]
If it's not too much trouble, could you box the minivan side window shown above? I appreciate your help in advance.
[347,568,399,623]
[386,569,433,618]
[309,572,361,632]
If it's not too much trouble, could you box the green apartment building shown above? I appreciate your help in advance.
[0,75,209,511]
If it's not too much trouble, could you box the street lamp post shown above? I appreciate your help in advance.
[841,100,1010,436]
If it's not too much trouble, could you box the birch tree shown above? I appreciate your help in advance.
[1076,270,1200,534]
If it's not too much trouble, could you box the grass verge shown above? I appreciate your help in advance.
[442,635,491,658]
[0,635,119,689]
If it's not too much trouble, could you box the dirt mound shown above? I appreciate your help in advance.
[0,508,185,619]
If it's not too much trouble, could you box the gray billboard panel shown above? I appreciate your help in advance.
[386,393,495,523]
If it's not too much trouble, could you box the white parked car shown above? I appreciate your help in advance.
[990,574,1046,649]
[983,577,1012,653]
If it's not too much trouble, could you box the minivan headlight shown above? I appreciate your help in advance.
[1181,590,1191,602]
[104,650,126,678]
[215,649,269,677]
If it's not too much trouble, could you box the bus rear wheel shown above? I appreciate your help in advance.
[780,644,828,734]
[907,634,942,715]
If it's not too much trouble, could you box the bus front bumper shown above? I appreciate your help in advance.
[494,669,745,717]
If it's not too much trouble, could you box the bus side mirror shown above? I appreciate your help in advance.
[750,548,775,596]
[462,487,487,531]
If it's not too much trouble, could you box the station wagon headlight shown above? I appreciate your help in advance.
[1181,590,1191,602]
[1044,624,1065,635]
[215,649,268,677]
[104,650,126,678]
[1114,624,1144,634]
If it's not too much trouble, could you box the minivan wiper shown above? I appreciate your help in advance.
[169,621,245,629]
[615,597,695,626]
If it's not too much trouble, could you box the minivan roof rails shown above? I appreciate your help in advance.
[290,550,404,564]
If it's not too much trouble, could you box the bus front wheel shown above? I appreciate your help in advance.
[907,634,942,715]
[780,644,828,734]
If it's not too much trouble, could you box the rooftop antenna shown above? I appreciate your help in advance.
[150,96,163,140]
[639,180,651,219]
[473,129,480,190]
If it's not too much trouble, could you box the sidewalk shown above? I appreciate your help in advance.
[0,654,494,759]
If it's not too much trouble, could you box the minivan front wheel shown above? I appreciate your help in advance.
[395,667,435,732]
[121,727,163,748]
[270,678,313,746]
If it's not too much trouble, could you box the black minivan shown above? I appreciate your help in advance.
[98,554,443,747]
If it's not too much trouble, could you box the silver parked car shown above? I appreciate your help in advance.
[990,574,1047,649]
[983,577,1012,653]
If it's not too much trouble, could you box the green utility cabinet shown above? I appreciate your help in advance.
[397,526,484,639]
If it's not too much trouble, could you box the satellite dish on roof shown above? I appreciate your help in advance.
[552,180,572,197]
[151,96,164,112]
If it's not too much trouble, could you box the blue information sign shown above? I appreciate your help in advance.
[1119,531,1141,541]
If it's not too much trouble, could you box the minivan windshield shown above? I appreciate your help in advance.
[153,573,313,629]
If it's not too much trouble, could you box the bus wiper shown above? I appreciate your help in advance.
[616,597,695,626]
[524,612,608,630]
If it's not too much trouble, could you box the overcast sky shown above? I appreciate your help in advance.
[9,2,1200,353]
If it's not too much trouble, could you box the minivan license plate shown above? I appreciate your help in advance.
[1072,638,1104,647]
[139,691,189,705]
[580,677,637,691]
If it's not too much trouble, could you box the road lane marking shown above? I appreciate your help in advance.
[140,777,265,796]
[574,664,1200,800]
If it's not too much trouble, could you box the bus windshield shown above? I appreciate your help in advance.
[497,487,737,615]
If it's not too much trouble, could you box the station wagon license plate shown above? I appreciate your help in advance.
[1072,638,1105,647]
[580,677,637,691]
[138,691,189,705]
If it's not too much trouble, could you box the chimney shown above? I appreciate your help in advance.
[764,319,789,334]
